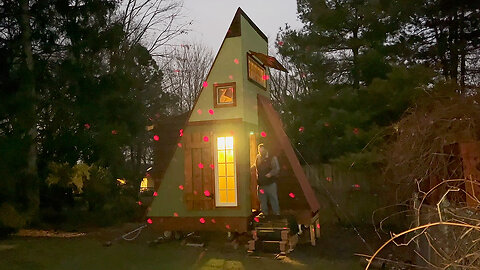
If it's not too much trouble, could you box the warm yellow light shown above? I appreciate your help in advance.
[226,150,234,163]
[216,136,237,206]
[140,177,148,188]
[117,178,126,185]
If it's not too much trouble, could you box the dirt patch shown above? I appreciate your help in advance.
[0,244,17,251]
[16,229,86,238]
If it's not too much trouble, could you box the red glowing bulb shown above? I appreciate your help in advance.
[137,201,142,205]
[259,189,265,194]
[353,128,359,135]
[316,223,320,229]
[209,164,214,169]
[197,109,202,114]
[208,109,214,115]
[199,218,205,224]
[204,190,211,197]
[178,185,184,190]
[289,192,295,198]
[326,177,332,182]
[153,135,160,141]
[179,129,183,137]
[228,75,233,80]
[111,130,117,135]
[211,219,216,224]
[202,81,208,87]
[277,41,284,46]
[173,212,178,217]
[254,217,260,223]
[260,131,267,137]
[234,58,239,64]
[225,224,231,229]
[203,136,209,142]
[84,123,90,129]
[153,191,158,197]
[177,143,182,148]
[147,218,153,224]
[299,126,304,132]
[198,163,204,169]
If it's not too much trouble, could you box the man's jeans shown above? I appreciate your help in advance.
[258,182,280,215]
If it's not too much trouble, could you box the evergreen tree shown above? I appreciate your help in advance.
[276,0,434,165]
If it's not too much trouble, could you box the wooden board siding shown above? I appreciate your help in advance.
[184,132,215,210]
[250,133,260,210]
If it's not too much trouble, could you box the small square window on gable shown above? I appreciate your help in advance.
[247,53,267,89]
[214,82,236,108]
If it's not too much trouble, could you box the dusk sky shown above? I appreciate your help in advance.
[179,0,303,51]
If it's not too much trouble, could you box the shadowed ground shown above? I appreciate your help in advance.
[0,224,374,270]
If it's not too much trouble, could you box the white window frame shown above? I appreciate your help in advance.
[214,135,238,207]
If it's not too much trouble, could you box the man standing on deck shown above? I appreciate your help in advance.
[255,143,281,215]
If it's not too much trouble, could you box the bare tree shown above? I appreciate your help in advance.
[159,42,214,113]
[118,0,191,56]
[267,38,312,108]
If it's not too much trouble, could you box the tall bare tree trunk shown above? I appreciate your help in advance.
[19,0,39,218]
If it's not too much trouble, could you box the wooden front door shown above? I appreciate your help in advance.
[183,132,215,210]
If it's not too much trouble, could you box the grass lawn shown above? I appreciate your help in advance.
[0,225,368,270]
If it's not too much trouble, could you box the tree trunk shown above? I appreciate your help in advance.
[351,11,360,90]
[19,0,39,219]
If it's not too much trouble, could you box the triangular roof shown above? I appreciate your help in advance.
[147,8,319,221]
[226,8,268,41]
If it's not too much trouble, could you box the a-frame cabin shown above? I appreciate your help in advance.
[147,8,320,239]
